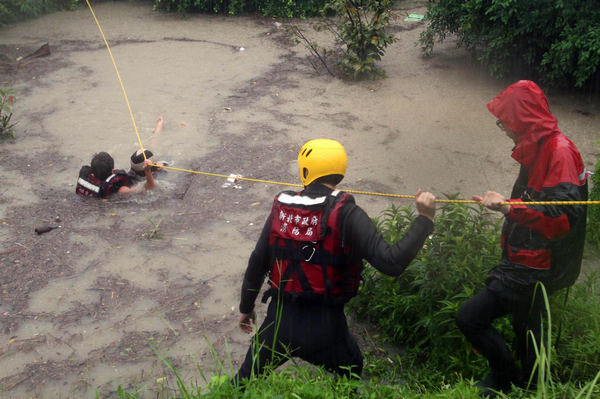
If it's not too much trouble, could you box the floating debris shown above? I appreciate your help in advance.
[405,14,424,22]
[221,173,243,189]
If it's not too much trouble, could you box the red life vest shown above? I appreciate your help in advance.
[264,189,362,304]
[75,166,131,198]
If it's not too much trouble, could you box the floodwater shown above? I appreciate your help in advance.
[0,0,599,397]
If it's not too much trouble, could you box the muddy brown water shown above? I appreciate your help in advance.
[0,1,599,397]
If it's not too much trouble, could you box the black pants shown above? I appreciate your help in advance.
[456,284,545,384]
[234,299,363,383]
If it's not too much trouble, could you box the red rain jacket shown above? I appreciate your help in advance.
[486,80,588,293]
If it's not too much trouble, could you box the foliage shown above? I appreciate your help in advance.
[419,0,600,89]
[114,349,600,398]
[0,0,78,24]
[588,157,600,247]
[348,198,504,377]
[258,0,325,18]
[153,0,325,17]
[348,197,600,386]
[324,0,396,79]
[145,217,164,239]
[288,0,396,80]
[0,88,17,139]
[550,272,600,383]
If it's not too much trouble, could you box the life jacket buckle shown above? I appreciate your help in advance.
[300,243,316,262]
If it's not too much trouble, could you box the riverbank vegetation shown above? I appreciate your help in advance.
[0,0,78,24]
[420,0,600,91]
[0,88,17,139]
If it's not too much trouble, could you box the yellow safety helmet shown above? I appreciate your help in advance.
[297,139,347,186]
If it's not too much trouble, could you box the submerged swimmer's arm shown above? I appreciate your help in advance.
[153,116,163,135]
[144,160,156,190]
[118,185,133,194]
[149,116,164,147]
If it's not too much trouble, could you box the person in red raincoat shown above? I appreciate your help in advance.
[456,80,588,397]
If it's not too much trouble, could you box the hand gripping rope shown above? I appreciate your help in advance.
[85,0,599,207]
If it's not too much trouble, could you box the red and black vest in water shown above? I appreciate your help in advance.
[75,166,131,198]
[263,189,362,304]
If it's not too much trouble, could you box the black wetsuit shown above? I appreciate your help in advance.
[235,183,434,382]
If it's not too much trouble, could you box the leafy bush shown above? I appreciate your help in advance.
[258,0,325,18]
[0,88,17,139]
[348,199,503,377]
[289,0,396,80]
[420,0,600,89]
[550,272,600,383]
[588,157,600,247]
[153,0,325,17]
[153,0,249,16]
[0,0,78,24]
[349,198,600,385]
[325,0,396,79]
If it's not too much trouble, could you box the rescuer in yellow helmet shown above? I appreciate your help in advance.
[234,138,436,385]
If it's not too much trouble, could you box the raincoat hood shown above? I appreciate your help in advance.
[487,80,560,167]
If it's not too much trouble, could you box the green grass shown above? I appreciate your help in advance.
[114,297,600,399]
[114,350,599,398]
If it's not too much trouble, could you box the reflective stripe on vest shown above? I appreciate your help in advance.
[277,189,340,206]
[77,177,101,193]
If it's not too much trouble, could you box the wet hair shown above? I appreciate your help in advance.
[91,152,114,181]
[313,174,344,187]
